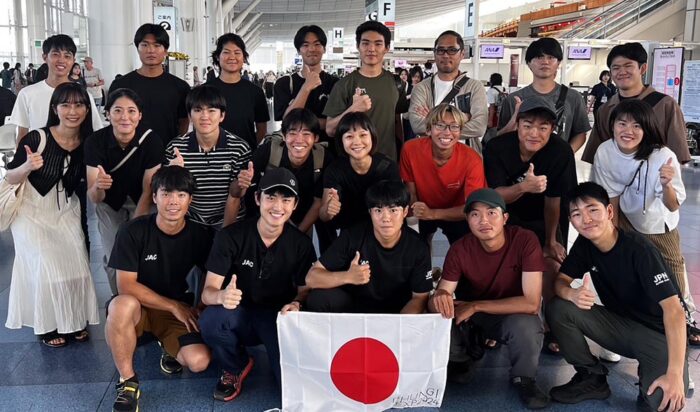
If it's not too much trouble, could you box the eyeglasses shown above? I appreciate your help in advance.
[434,47,462,55]
[433,122,461,132]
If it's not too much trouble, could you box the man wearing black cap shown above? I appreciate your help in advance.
[496,38,590,152]
[483,97,576,349]
[198,167,317,402]
[430,188,549,410]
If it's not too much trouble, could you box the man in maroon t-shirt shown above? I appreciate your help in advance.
[429,188,549,410]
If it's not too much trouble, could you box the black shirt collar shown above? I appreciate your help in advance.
[186,127,229,152]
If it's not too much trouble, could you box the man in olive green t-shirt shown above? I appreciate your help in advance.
[323,21,407,161]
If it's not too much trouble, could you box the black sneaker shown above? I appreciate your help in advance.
[512,376,550,409]
[550,371,611,404]
[213,357,255,402]
[447,359,475,384]
[113,379,140,412]
[157,341,182,375]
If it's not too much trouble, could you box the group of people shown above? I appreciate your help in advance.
[0,18,694,412]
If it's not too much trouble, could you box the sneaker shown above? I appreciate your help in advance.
[113,379,140,412]
[549,371,611,404]
[599,348,621,363]
[689,376,695,391]
[157,341,182,375]
[512,376,550,409]
[213,357,255,402]
[447,359,475,384]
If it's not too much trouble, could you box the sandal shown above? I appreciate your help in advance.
[543,331,560,354]
[40,330,68,348]
[71,328,89,343]
[689,325,700,346]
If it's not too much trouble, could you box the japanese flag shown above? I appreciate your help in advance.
[278,312,451,412]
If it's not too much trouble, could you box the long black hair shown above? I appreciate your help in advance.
[46,82,94,140]
[608,99,664,160]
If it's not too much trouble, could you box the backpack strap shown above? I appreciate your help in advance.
[641,91,666,108]
[311,143,325,184]
[36,128,47,154]
[555,85,569,114]
[267,133,285,171]
[109,129,152,173]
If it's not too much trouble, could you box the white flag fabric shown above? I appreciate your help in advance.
[278,312,451,412]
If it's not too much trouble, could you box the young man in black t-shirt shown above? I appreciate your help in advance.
[199,168,316,402]
[273,25,337,145]
[108,24,190,143]
[231,108,335,251]
[105,166,214,412]
[306,180,432,314]
[546,182,688,412]
[484,96,576,313]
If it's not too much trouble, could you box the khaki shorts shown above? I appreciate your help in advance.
[134,307,203,356]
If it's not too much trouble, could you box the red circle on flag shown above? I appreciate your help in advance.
[330,337,400,404]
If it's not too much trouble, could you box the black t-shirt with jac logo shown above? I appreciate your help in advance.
[560,229,681,333]
[109,214,214,303]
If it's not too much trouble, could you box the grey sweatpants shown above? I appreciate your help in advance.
[546,297,689,410]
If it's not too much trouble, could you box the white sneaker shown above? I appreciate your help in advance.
[689,376,695,391]
[599,348,621,363]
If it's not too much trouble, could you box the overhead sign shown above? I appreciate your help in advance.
[332,27,344,48]
[480,44,504,59]
[652,47,684,102]
[154,6,175,31]
[681,60,700,122]
[378,0,395,26]
[464,1,478,40]
[568,46,592,60]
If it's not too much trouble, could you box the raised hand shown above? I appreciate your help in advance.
[411,201,433,220]
[659,157,675,188]
[521,163,547,193]
[95,165,113,191]
[23,145,43,171]
[169,147,185,167]
[351,87,372,112]
[325,188,341,218]
[302,67,322,91]
[570,273,596,310]
[219,275,243,310]
[345,251,371,285]
[499,96,523,134]
[237,161,254,191]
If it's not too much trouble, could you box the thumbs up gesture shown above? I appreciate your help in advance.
[238,161,254,190]
[659,157,675,188]
[351,87,372,112]
[521,163,547,194]
[169,147,185,167]
[345,251,371,285]
[219,275,243,310]
[570,273,596,310]
[23,145,44,171]
[325,188,342,218]
[301,66,322,91]
[95,165,113,190]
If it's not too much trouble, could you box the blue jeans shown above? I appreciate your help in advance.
[199,305,281,384]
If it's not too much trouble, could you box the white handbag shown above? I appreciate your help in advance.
[0,128,47,231]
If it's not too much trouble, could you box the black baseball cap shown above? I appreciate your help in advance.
[464,188,507,213]
[259,167,298,197]
[518,95,557,119]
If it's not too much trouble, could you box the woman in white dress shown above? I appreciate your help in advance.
[4,82,100,347]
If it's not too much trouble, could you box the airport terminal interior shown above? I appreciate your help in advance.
[1,0,700,410]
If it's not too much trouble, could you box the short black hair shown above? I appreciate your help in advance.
[525,38,563,63]
[42,34,77,56]
[211,33,249,67]
[365,180,410,209]
[608,99,664,160]
[186,85,227,113]
[355,21,391,48]
[2,62,8,69]
[434,30,464,51]
[599,70,611,81]
[566,182,610,214]
[282,108,321,136]
[517,108,556,126]
[46,82,93,140]
[336,112,378,156]
[105,88,144,113]
[409,66,423,82]
[489,73,503,86]
[133,23,170,49]
[152,166,196,194]
[294,25,327,51]
[425,62,433,70]
[606,42,647,68]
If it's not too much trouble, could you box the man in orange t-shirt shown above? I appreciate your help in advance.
[400,104,485,244]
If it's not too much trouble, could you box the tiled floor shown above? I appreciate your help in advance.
[1,149,699,411]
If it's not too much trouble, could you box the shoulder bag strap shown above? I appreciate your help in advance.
[109,129,152,174]
[440,74,470,105]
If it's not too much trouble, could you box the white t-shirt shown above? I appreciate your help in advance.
[433,77,453,106]
[592,140,685,234]
[9,80,104,132]
[83,67,103,100]
[487,85,506,105]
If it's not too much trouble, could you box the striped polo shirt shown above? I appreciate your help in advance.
[165,128,251,227]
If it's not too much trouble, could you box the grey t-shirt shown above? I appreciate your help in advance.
[497,84,590,142]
